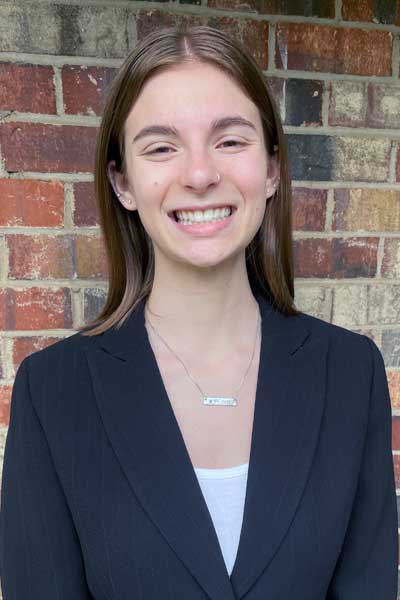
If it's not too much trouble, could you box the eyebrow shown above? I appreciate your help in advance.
[131,115,258,144]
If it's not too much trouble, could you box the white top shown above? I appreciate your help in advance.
[194,462,249,576]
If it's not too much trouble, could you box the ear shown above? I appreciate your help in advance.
[265,152,280,199]
[107,161,137,211]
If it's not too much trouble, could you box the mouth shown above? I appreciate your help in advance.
[169,205,236,223]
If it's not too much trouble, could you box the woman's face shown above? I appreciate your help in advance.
[110,61,279,271]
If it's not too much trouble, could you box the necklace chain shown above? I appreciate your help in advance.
[144,303,261,405]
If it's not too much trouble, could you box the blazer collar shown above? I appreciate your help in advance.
[85,290,328,600]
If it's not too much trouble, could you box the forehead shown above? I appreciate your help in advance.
[125,62,262,132]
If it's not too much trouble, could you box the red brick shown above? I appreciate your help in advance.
[275,23,392,76]
[0,62,56,114]
[7,234,74,279]
[1,287,72,330]
[62,65,117,116]
[0,123,97,173]
[75,236,108,279]
[394,455,400,488]
[393,416,400,450]
[0,289,7,329]
[72,181,98,226]
[342,0,400,26]
[0,385,12,426]
[12,336,60,372]
[294,237,378,278]
[292,188,327,231]
[0,179,64,227]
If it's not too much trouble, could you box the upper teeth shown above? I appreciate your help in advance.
[175,207,232,222]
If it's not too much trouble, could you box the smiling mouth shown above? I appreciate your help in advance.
[170,206,235,223]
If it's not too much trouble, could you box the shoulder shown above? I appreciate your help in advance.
[296,309,379,374]
[23,328,100,381]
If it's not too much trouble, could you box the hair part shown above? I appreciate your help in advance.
[79,23,300,336]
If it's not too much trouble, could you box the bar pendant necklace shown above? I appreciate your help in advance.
[145,305,260,408]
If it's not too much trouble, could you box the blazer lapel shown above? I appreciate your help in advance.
[84,290,328,600]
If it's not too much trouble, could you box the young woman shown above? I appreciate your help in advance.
[0,24,398,600]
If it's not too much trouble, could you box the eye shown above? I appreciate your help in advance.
[146,140,246,154]
[220,140,245,148]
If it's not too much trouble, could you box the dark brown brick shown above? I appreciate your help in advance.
[0,179,64,227]
[0,123,97,173]
[0,63,56,114]
[62,65,117,116]
[75,236,108,279]
[276,23,392,76]
[208,0,335,17]
[342,0,400,26]
[83,288,107,324]
[72,181,99,226]
[294,237,379,278]
[292,188,327,231]
[269,77,323,126]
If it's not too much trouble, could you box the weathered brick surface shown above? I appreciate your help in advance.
[0,386,12,427]
[342,0,400,26]
[329,81,366,127]
[382,329,400,368]
[329,81,400,129]
[293,284,332,321]
[333,189,400,232]
[72,181,98,227]
[0,179,64,227]
[83,287,107,323]
[0,63,56,114]
[0,4,131,58]
[382,239,400,279]
[0,289,7,330]
[12,336,60,374]
[1,287,72,330]
[267,77,323,127]
[62,66,117,116]
[294,237,378,278]
[393,416,400,449]
[207,0,335,17]
[388,371,400,408]
[0,123,97,173]
[332,285,368,327]
[275,23,392,76]
[75,236,108,279]
[369,285,400,326]
[7,235,74,279]
[292,188,327,231]
[288,135,391,182]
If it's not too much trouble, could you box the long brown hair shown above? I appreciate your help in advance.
[79,23,300,336]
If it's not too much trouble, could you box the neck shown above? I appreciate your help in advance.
[144,262,260,367]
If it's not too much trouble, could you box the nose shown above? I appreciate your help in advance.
[179,150,220,193]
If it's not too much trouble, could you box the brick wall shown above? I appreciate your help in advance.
[0,0,399,593]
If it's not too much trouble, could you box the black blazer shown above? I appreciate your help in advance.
[0,290,398,599]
